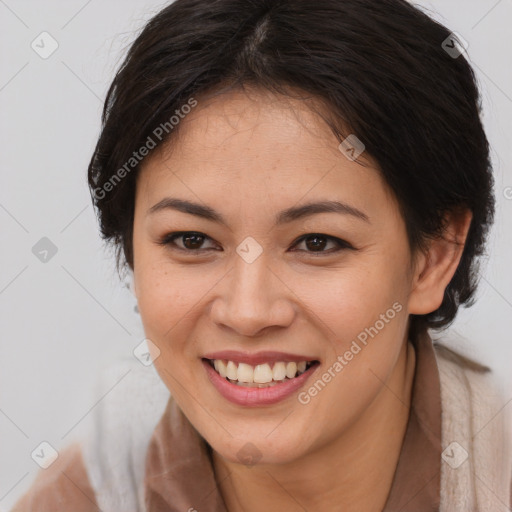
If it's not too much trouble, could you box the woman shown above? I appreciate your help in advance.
[12,0,512,510]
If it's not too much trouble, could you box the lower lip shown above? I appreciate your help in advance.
[202,359,319,407]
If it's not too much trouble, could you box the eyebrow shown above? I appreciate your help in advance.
[148,197,370,225]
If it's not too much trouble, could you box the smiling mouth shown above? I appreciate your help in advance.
[204,358,320,388]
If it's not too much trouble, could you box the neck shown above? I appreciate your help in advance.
[212,339,416,512]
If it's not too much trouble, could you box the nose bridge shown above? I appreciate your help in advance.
[229,251,274,315]
[212,250,294,336]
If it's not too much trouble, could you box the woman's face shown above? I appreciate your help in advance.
[132,88,417,465]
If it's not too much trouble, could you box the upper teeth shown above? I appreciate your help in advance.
[212,360,309,383]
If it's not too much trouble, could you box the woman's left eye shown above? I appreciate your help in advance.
[290,234,354,254]
[158,231,353,255]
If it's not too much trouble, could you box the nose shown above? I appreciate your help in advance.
[210,253,296,337]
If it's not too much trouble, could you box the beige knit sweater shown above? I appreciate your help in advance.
[435,345,512,510]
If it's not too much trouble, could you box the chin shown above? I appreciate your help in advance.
[209,431,310,467]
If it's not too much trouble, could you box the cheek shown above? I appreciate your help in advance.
[297,270,409,437]
[136,266,201,396]
[303,265,408,336]
[135,262,192,346]
[307,263,411,400]
[134,257,223,366]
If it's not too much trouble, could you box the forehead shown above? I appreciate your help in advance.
[136,88,397,221]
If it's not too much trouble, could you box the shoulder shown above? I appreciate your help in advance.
[10,443,98,512]
[433,341,491,373]
[80,355,170,511]
[433,341,507,416]
[433,339,512,510]
[433,340,509,429]
[11,355,171,512]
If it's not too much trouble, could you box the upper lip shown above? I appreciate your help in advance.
[202,350,319,366]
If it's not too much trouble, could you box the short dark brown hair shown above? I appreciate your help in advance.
[88,0,495,334]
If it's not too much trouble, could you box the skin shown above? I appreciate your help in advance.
[131,87,472,511]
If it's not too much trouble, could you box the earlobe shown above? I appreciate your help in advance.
[408,209,473,315]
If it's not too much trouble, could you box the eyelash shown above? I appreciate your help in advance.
[157,231,355,256]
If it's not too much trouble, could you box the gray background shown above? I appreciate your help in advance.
[0,0,511,507]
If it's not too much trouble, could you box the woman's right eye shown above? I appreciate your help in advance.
[158,231,220,252]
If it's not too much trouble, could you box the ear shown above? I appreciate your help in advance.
[408,208,473,315]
